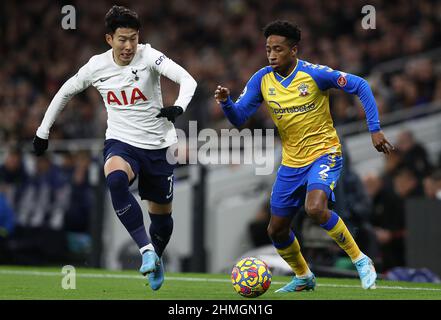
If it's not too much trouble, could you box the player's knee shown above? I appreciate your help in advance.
[305,201,326,222]
[106,170,129,192]
[267,223,290,243]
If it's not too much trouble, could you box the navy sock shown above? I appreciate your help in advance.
[106,170,150,250]
[148,212,173,257]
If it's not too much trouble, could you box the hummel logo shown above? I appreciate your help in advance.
[338,233,346,243]
[116,204,132,216]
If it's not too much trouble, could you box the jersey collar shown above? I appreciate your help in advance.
[273,59,299,88]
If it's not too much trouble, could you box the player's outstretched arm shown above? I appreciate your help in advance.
[339,75,394,155]
[308,65,394,155]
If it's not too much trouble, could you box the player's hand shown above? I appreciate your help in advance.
[371,130,394,155]
[214,85,230,103]
[156,106,183,123]
[33,135,49,156]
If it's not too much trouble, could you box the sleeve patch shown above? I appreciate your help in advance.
[337,74,347,87]
[155,54,167,65]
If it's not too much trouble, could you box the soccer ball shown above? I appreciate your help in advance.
[231,257,272,298]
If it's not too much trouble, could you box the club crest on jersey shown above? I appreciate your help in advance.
[107,88,148,106]
[268,87,276,96]
[298,83,309,96]
[132,69,139,81]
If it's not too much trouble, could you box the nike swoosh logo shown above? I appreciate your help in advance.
[166,193,173,199]
[97,75,118,83]
[116,204,132,216]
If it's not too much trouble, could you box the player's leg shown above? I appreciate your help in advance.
[103,139,156,279]
[305,154,377,289]
[268,213,316,293]
[147,201,174,260]
[136,193,173,291]
[137,147,175,290]
[133,201,173,291]
[305,189,363,260]
[269,165,315,292]
[268,214,311,279]
[104,155,154,260]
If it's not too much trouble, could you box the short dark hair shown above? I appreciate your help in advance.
[105,5,140,34]
[263,20,301,47]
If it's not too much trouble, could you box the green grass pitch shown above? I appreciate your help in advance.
[0,265,440,300]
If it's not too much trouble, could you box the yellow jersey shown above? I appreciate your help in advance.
[221,59,381,168]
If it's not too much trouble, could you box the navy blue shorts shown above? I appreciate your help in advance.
[103,139,176,204]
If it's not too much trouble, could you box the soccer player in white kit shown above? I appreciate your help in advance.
[32,5,197,291]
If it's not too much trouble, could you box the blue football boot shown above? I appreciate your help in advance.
[354,255,377,289]
[148,258,164,291]
[275,273,316,293]
[139,250,159,275]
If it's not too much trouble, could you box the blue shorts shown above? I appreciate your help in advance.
[103,139,176,204]
[270,153,343,217]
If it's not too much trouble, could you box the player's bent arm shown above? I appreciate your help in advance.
[339,74,395,153]
[220,97,251,127]
[312,66,394,153]
[161,61,197,111]
[313,67,381,133]
[151,51,197,112]
[219,70,264,127]
[342,74,381,133]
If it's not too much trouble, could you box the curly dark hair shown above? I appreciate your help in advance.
[263,20,301,47]
[105,5,140,34]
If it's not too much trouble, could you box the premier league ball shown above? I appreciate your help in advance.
[231,257,272,298]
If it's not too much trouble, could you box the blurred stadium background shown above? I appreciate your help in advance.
[1,0,441,285]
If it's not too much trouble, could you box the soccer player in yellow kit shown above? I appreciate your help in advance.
[215,21,394,292]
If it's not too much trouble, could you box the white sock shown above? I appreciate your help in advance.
[352,252,366,263]
[297,269,313,279]
[139,243,155,255]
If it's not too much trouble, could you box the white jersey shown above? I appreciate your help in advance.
[36,44,197,149]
